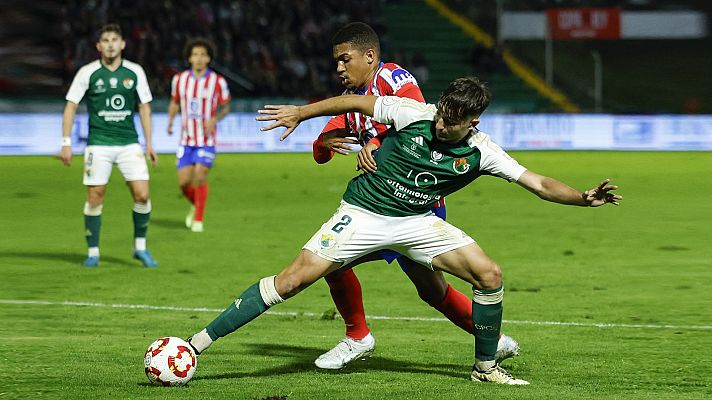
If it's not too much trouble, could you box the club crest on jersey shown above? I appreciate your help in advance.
[122,78,134,89]
[109,77,118,88]
[453,157,470,174]
[430,150,443,164]
[320,233,336,249]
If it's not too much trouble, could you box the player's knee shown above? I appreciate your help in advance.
[474,262,502,290]
[274,273,308,299]
[133,192,150,204]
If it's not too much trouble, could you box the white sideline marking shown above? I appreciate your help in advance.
[1,299,710,330]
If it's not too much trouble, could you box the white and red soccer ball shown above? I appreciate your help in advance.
[144,337,197,386]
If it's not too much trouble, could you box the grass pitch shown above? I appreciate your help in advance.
[1,151,710,399]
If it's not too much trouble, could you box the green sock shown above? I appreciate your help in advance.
[206,282,268,340]
[132,210,150,238]
[472,286,503,361]
[84,214,102,248]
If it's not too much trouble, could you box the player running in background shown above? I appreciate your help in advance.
[186,76,621,385]
[60,23,158,268]
[311,22,518,370]
[167,38,231,233]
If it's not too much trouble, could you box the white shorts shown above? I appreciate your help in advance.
[83,144,149,186]
[303,201,475,268]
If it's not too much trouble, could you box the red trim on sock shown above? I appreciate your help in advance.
[325,269,370,340]
[433,284,474,334]
[181,185,196,204]
[193,184,209,222]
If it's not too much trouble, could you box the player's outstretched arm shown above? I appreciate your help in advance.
[138,102,158,166]
[516,171,622,207]
[257,95,377,141]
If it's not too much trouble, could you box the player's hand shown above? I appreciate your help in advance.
[322,130,358,156]
[59,146,72,166]
[583,179,622,207]
[167,122,173,136]
[357,141,379,173]
[146,146,158,167]
[204,118,217,134]
[256,105,301,141]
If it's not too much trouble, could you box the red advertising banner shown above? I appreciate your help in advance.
[546,8,621,39]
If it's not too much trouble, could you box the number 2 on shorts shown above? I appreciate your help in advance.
[331,215,352,233]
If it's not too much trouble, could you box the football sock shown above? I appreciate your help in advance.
[325,269,370,340]
[204,276,284,343]
[432,284,474,334]
[181,184,195,204]
[472,286,503,362]
[84,202,102,250]
[132,201,151,241]
[193,184,208,222]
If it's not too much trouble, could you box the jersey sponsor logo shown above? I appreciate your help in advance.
[453,157,470,174]
[320,233,336,249]
[430,150,443,164]
[122,78,135,89]
[109,77,118,88]
[411,136,424,146]
[390,68,417,90]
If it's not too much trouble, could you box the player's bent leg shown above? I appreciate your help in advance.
[188,250,340,355]
[432,244,526,384]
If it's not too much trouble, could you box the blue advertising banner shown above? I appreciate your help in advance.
[1,113,711,155]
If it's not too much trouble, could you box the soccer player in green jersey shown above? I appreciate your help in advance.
[184,77,621,385]
[60,24,158,268]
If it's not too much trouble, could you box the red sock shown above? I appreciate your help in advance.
[325,269,370,340]
[193,184,209,222]
[432,284,474,334]
[181,185,196,204]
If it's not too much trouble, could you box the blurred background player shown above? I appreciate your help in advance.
[167,38,231,233]
[311,22,519,370]
[59,23,158,268]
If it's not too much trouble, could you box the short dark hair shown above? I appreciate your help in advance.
[99,24,122,38]
[331,22,380,54]
[183,38,216,63]
[437,77,491,124]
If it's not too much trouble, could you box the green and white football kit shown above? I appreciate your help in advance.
[66,59,153,185]
[303,97,527,267]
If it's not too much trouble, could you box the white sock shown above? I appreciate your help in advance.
[475,359,496,371]
[135,237,146,251]
[88,247,99,257]
[189,329,213,354]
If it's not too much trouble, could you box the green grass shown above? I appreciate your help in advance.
[1,152,711,399]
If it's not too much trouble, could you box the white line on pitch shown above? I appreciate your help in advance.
[1,299,710,330]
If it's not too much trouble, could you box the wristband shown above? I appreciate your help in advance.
[61,137,72,147]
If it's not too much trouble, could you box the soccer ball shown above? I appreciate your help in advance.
[144,337,197,386]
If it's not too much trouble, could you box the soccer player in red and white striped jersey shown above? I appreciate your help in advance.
[168,38,231,232]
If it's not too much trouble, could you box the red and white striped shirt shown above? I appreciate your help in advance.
[171,69,231,147]
[314,62,424,163]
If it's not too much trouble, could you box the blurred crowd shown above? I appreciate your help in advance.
[62,0,386,99]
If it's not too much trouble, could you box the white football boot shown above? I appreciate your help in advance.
[471,363,529,385]
[314,333,375,370]
[185,205,195,229]
[191,221,204,233]
[495,334,520,363]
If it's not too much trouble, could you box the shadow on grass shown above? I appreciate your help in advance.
[150,217,188,230]
[0,251,135,267]
[195,342,465,381]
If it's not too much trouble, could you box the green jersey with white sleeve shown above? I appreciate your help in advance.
[65,59,152,146]
[342,96,527,217]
